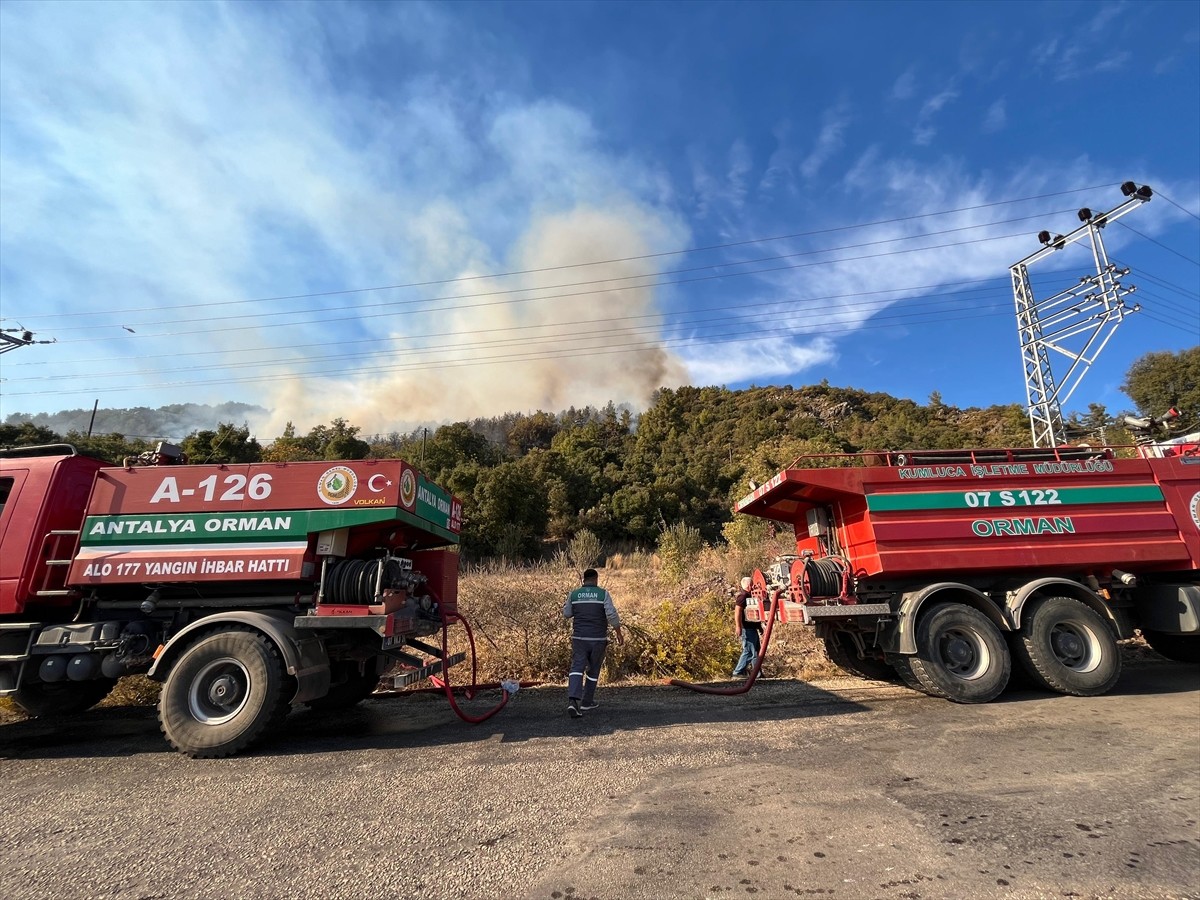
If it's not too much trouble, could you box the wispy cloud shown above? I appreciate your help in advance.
[913,85,960,146]
[891,67,917,100]
[758,120,798,198]
[1032,3,1132,81]
[800,103,852,180]
[669,151,1158,388]
[982,98,1007,133]
[0,3,690,430]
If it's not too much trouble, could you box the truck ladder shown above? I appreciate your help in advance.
[0,623,38,694]
[36,529,81,597]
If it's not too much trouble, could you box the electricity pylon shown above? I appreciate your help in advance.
[1010,181,1152,448]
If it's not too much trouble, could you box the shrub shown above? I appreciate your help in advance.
[617,594,737,681]
[657,521,705,583]
[567,528,603,573]
[719,517,786,585]
[455,557,577,681]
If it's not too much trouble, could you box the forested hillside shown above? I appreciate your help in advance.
[3,348,1196,559]
[3,402,266,441]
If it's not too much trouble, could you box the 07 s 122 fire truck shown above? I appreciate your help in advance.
[0,443,471,757]
[735,414,1200,701]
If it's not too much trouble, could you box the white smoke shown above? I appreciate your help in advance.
[258,203,690,436]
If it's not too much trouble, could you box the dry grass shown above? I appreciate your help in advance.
[34,541,1159,720]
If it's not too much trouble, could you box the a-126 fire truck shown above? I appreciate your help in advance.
[1,443,469,757]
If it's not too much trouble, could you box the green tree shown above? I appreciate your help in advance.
[0,422,60,447]
[1122,348,1200,426]
[507,411,560,456]
[423,423,499,480]
[469,456,550,559]
[261,422,321,462]
[318,418,370,460]
[181,422,262,464]
[261,419,369,462]
[62,431,152,463]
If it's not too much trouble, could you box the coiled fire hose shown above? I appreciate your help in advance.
[669,588,781,695]
[431,610,520,724]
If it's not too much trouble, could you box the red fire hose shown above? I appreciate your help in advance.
[432,610,516,723]
[669,589,781,695]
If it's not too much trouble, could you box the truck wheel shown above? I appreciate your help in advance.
[158,628,292,759]
[11,679,116,718]
[909,603,1010,703]
[824,633,900,682]
[888,655,948,698]
[306,658,381,711]
[1014,596,1121,696]
[1142,630,1200,664]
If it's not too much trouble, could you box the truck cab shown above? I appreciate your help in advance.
[0,445,106,620]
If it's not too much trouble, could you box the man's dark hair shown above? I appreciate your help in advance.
[582,568,598,583]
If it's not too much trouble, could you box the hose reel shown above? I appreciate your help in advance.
[323,557,427,606]
[797,556,848,603]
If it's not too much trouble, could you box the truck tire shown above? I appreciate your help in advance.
[888,655,948,698]
[909,603,1010,703]
[1142,630,1200,664]
[158,628,292,759]
[11,679,116,718]
[1014,596,1121,696]
[824,633,900,682]
[306,658,381,711]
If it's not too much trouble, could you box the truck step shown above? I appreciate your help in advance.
[387,649,426,668]
[0,625,36,667]
[405,637,444,657]
[801,603,892,621]
[389,652,466,689]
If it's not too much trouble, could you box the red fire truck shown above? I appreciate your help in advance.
[0,443,469,756]
[735,418,1200,702]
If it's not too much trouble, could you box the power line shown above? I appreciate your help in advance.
[8,305,1015,397]
[25,289,1016,385]
[43,226,1055,344]
[17,272,1054,369]
[1139,308,1198,333]
[12,184,1120,323]
[1117,264,1199,300]
[1133,288,1200,319]
[1116,221,1200,266]
[38,210,1073,337]
[1154,189,1200,223]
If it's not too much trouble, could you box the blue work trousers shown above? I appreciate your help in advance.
[733,629,761,676]
[568,639,608,703]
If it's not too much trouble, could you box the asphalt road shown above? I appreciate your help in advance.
[1,657,1197,900]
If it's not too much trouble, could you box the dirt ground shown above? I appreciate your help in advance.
[1,649,1196,900]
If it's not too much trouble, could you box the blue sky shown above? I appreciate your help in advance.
[1,0,1197,437]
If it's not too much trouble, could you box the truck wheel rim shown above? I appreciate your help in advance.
[188,658,251,725]
[1049,622,1101,673]
[937,628,989,680]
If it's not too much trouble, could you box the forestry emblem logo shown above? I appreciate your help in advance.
[317,466,358,506]
[400,468,417,510]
